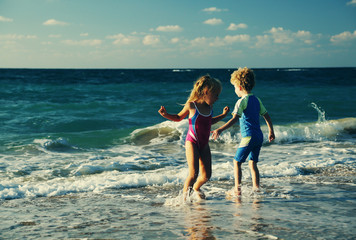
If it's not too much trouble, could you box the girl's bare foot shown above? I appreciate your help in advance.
[183,187,193,201]
[235,186,242,196]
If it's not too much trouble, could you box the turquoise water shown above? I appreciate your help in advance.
[1,68,355,239]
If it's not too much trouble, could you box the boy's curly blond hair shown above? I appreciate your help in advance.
[230,67,255,91]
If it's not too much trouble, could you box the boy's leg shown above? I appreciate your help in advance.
[184,142,200,195]
[234,160,243,195]
[192,145,212,198]
[249,160,260,189]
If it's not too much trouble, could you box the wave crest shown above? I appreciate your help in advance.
[129,118,356,146]
[36,138,79,152]
[129,120,187,146]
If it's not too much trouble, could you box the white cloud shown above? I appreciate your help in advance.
[295,30,311,38]
[62,39,102,46]
[330,30,356,43]
[253,27,318,48]
[191,37,208,46]
[204,18,223,26]
[171,38,180,44]
[143,35,160,45]
[268,27,320,45]
[156,25,183,32]
[49,34,61,38]
[227,23,248,31]
[43,19,69,26]
[107,34,139,45]
[189,35,250,48]
[0,16,13,22]
[210,34,250,47]
[269,27,294,44]
[27,35,38,39]
[294,30,314,44]
[224,34,250,43]
[346,0,356,6]
[202,7,228,12]
[80,33,89,37]
[41,41,53,45]
[255,35,270,48]
[0,34,37,40]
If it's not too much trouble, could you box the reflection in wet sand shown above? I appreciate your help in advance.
[227,192,278,239]
[183,203,216,239]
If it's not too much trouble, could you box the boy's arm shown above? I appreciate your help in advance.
[263,112,275,142]
[158,104,189,122]
[211,114,239,140]
[212,106,230,125]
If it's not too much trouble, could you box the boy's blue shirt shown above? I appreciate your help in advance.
[232,93,267,138]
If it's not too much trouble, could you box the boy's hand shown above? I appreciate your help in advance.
[268,132,275,142]
[211,129,222,140]
[158,106,167,117]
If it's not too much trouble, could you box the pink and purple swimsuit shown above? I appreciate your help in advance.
[186,102,212,151]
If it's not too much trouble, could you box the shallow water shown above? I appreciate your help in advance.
[2,178,355,239]
[1,68,355,239]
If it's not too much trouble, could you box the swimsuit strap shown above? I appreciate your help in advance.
[192,101,212,117]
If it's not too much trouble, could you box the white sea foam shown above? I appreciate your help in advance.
[0,166,185,200]
[130,120,188,146]
[172,69,192,72]
[5,143,350,200]
[1,118,355,200]
[131,118,356,147]
[284,68,305,71]
[2,156,325,200]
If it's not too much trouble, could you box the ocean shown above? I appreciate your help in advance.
[1,68,355,239]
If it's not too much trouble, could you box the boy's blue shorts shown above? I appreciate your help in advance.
[234,135,263,163]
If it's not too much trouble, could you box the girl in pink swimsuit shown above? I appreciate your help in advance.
[158,75,229,200]
[186,101,212,151]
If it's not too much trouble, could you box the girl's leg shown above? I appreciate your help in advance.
[234,160,242,195]
[183,141,200,195]
[192,144,212,194]
[249,160,260,189]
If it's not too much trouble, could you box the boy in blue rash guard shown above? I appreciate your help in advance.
[212,67,275,195]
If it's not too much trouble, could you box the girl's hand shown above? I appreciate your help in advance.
[223,106,230,115]
[158,106,167,117]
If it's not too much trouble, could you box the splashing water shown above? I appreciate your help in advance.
[310,102,326,123]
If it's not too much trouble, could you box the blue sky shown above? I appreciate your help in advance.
[1,0,356,68]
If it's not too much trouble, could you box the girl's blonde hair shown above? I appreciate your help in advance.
[187,75,222,103]
[230,67,255,91]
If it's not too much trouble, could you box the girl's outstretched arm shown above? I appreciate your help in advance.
[212,106,230,125]
[158,103,189,122]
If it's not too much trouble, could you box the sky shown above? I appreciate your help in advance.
[1,0,356,68]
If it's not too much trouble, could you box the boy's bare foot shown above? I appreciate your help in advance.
[193,189,206,199]
[226,188,234,198]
